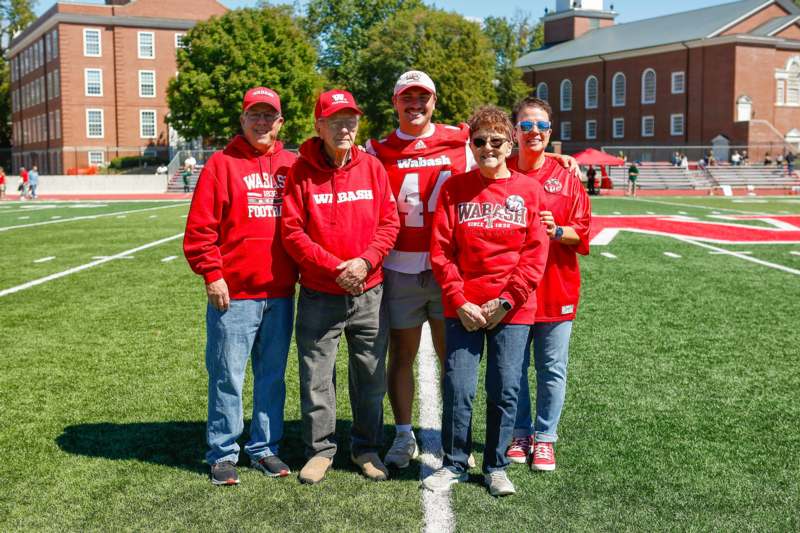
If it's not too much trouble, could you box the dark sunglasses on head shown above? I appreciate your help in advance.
[472,136,508,149]
[517,120,552,132]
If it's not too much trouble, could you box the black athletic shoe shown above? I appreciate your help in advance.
[210,461,240,486]
[251,455,291,478]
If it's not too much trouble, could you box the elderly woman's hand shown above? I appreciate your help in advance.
[457,302,487,331]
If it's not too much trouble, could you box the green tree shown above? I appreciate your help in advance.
[167,6,322,146]
[304,0,423,91]
[354,6,496,139]
[483,11,543,111]
[1,0,36,148]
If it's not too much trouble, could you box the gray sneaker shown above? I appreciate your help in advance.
[484,470,516,497]
[422,467,468,492]
[210,460,240,486]
[384,431,419,468]
[250,455,290,478]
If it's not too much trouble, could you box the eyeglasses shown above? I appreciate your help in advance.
[323,117,360,130]
[245,112,281,122]
[517,120,552,133]
[471,136,508,149]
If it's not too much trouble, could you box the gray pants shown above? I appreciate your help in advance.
[296,284,389,458]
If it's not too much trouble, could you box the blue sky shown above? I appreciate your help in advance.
[42,0,731,23]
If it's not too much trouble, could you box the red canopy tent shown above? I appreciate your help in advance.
[570,148,626,191]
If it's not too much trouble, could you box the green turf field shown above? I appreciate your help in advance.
[0,197,798,532]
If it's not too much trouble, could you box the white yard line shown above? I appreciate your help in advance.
[675,237,800,276]
[417,322,454,533]
[0,203,188,232]
[663,252,682,258]
[161,255,178,262]
[0,233,184,298]
[33,256,55,263]
[590,229,619,246]
[624,197,769,215]
[790,251,800,257]
[709,250,752,255]
[601,252,617,259]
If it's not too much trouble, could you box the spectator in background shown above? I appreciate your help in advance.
[184,154,197,173]
[586,165,597,195]
[28,165,39,200]
[708,153,717,166]
[777,152,784,166]
[181,166,192,193]
[672,152,680,167]
[183,86,298,486]
[19,166,28,200]
[764,153,773,166]
[786,151,796,177]
[731,150,741,166]
[742,150,749,165]
[627,161,639,196]
[0,166,6,200]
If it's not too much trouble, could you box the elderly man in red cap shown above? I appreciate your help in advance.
[282,89,400,484]
[184,87,298,486]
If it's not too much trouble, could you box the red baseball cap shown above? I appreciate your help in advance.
[242,87,281,114]
[314,89,363,119]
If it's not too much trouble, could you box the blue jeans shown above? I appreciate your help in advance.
[442,318,529,474]
[205,297,293,465]
[514,321,573,442]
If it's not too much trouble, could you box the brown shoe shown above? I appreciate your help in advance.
[351,452,389,481]
[299,455,332,485]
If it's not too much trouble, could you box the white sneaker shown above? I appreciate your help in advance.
[384,431,419,468]
[484,470,516,497]
[422,467,468,492]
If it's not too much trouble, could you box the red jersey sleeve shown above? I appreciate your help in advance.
[568,172,592,256]
[280,164,343,277]
[430,182,468,310]
[360,163,400,269]
[183,161,227,285]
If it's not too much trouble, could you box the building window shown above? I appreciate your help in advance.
[777,79,785,104]
[560,79,573,111]
[642,69,656,104]
[53,69,60,98]
[586,119,597,140]
[536,82,549,103]
[52,30,58,58]
[788,78,800,106]
[139,70,156,98]
[85,68,103,96]
[175,33,186,49]
[612,72,626,107]
[671,71,685,94]
[736,96,752,121]
[612,117,624,139]
[670,113,685,136]
[138,32,155,59]
[88,151,105,166]
[55,110,61,139]
[585,75,598,109]
[140,110,157,138]
[86,108,104,138]
[561,121,572,141]
[641,115,655,137]
[84,28,101,57]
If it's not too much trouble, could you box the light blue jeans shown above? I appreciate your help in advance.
[442,319,530,474]
[205,297,293,465]
[513,321,573,443]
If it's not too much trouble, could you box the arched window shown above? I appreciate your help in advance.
[612,72,626,107]
[560,79,572,111]
[641,68,656,104]
[736,95,752,122]
[585,75,598,109]
[536,82,549,103]
[788,59,800,105]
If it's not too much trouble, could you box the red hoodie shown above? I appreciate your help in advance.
[183,135,298,299]
[281,137,400,295]
[430,169,549,325]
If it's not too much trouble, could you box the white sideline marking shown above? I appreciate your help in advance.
[18,216,29,219]
[91,255,135,260]
[33,256,55,263]
[116,215,127,219]
[149,215,158,218]
[590,228,619,246]
[0,203,188,232]
[791,251,800,256]
[663,252,681,258]
[51,216,61,219]
[646,211,655,215]
[0,233,184,298]
[161,255,178,262]
[732,199,768,203]
[627,197,768,215]
[601,252,617,259]
[613,211,621,215]
[710,250,752,255]
[417,323,454,533]
[678,211,688,215]
[674,237,800,276]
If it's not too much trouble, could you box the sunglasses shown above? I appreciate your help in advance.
[471,136,508,149]
[517,120,552,132]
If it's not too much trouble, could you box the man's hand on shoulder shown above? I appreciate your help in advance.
[206,278,230,311]
[546,152,581,175]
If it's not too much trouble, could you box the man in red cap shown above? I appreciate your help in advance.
[282,89,400,484]
[184,86,297,486]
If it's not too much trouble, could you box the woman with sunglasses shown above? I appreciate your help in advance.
[423,105,549,497]
[505,96,591,471]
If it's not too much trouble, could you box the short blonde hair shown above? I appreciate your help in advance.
[467,105,513,141]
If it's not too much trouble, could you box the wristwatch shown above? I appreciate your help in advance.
[499,298,512,312]
[553,226,564,241]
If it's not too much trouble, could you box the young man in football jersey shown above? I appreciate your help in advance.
[368,71,580,470]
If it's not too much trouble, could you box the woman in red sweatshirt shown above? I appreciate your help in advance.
[424,105,549,497]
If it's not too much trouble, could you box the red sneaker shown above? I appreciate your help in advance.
[531,441,556,471]
[505,436,531,464]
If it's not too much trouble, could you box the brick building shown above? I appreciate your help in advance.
[517,0,800,161]
[8,0,228,173]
